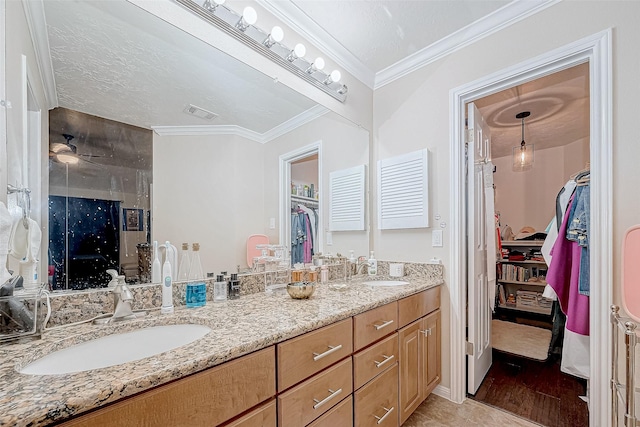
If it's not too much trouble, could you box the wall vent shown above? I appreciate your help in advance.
[377,149,429,230]
[329,164,366,231]
[183,104,218,121]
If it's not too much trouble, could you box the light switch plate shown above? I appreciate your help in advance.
[326,231,333,245]
[269,218,275,229]
[432,229,443,247]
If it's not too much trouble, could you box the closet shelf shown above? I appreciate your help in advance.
[498,279,547,287]
[498,304,552,316]
[500,260,547,265]
[501,240,544,247]
[291,195,318,203]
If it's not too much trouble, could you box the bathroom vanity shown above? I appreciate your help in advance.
[0,271,443,426]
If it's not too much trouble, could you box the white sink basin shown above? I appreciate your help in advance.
[363,280,410,287]
[20,324,211,375]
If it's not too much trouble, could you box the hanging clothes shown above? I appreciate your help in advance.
[542,170,591,380]
[290,205,318,265]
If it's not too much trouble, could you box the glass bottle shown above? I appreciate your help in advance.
[178,243,190,282]
[214,274,227,302]
[186,243,207,308]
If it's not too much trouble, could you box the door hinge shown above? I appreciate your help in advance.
[466,341,474,356]
[465,128,473,143]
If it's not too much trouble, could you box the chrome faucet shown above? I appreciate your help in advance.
[104,270,138,323]
[355,256,369,275]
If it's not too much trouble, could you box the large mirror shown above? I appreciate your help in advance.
[37,0,370,290]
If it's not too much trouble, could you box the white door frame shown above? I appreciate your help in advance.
[449,29,612,427]
[278,141,323,257]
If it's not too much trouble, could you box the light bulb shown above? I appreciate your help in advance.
[236,6,257,31]
[330,70,341,82]
[264,26,284,48]
[271,26,283,42]
[306,57,325,74]
[243,7,257,25]
[57,153,79,165]
[287,43,306,62]
[294,43,306,58]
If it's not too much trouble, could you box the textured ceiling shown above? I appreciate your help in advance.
[289,0,510,73]
[474,62,590,159]
[43,0,317,132]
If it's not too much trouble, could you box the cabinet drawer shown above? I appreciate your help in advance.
[60,347,275,427]
[353,301,398,351]
[277,318,353,391]
[353,334,398,390]
[308,395,353,427]
[398,287,440,328]
[222,399,276,427]
[354,363,398,427]
[278,358,353,427]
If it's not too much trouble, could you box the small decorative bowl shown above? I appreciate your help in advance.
[287,282,316,299]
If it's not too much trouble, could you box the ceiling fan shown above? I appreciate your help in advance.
[49,134,106,165]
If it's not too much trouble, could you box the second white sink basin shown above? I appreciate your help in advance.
[363,280,410,287]
[20,324,211,375]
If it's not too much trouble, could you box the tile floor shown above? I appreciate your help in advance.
[403,394,541,427]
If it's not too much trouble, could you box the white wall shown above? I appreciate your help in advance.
[264,112,370,259]
[372,1,640,390]
[153,133,265,275]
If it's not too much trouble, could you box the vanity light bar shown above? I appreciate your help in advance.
[175,0,348,102]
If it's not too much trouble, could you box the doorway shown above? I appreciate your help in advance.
[449,30,612,427]
[279,142,322,265]
[465,62,591,426]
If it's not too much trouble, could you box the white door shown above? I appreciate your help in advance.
[466,102,492,394]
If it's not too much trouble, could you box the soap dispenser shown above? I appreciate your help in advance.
[368,251,377,276]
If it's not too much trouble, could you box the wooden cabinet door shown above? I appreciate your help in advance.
[398,319,422,425]
[60,347,275,427]
[278,358,353,427]
[422,310,441,396]
[308,396,353,427]
[354,364,398,427]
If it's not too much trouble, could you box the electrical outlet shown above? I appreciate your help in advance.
[269,218,275,229]
[432,229,443,247]
[326,231,333,245]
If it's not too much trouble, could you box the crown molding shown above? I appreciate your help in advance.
[374,0,561,89]
[22,0,58,109]
[255,0,375,89]
[262,104,329,143]
[152,105,329,143]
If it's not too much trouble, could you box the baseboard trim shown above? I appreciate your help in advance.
[432,384,451,401]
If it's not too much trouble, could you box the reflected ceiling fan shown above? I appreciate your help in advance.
[49,134,107,165]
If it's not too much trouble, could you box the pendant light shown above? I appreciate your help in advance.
[512,111,534,172]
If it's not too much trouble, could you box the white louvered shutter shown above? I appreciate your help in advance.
[329,164,366,231]
[377,149,429,229]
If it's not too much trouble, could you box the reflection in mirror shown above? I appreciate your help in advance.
[35,0,370,291]
[48,108,152,290]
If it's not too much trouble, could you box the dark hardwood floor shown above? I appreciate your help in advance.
[469,349,589,427]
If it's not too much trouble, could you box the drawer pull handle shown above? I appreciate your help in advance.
[373,319,394,330]
[420,328,432,336]
[373,354,395,368]
[313,388,342,409]
[313,344,343,361]
[374,406,395,424]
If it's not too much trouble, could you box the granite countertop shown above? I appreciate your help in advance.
[0,273,443,426]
